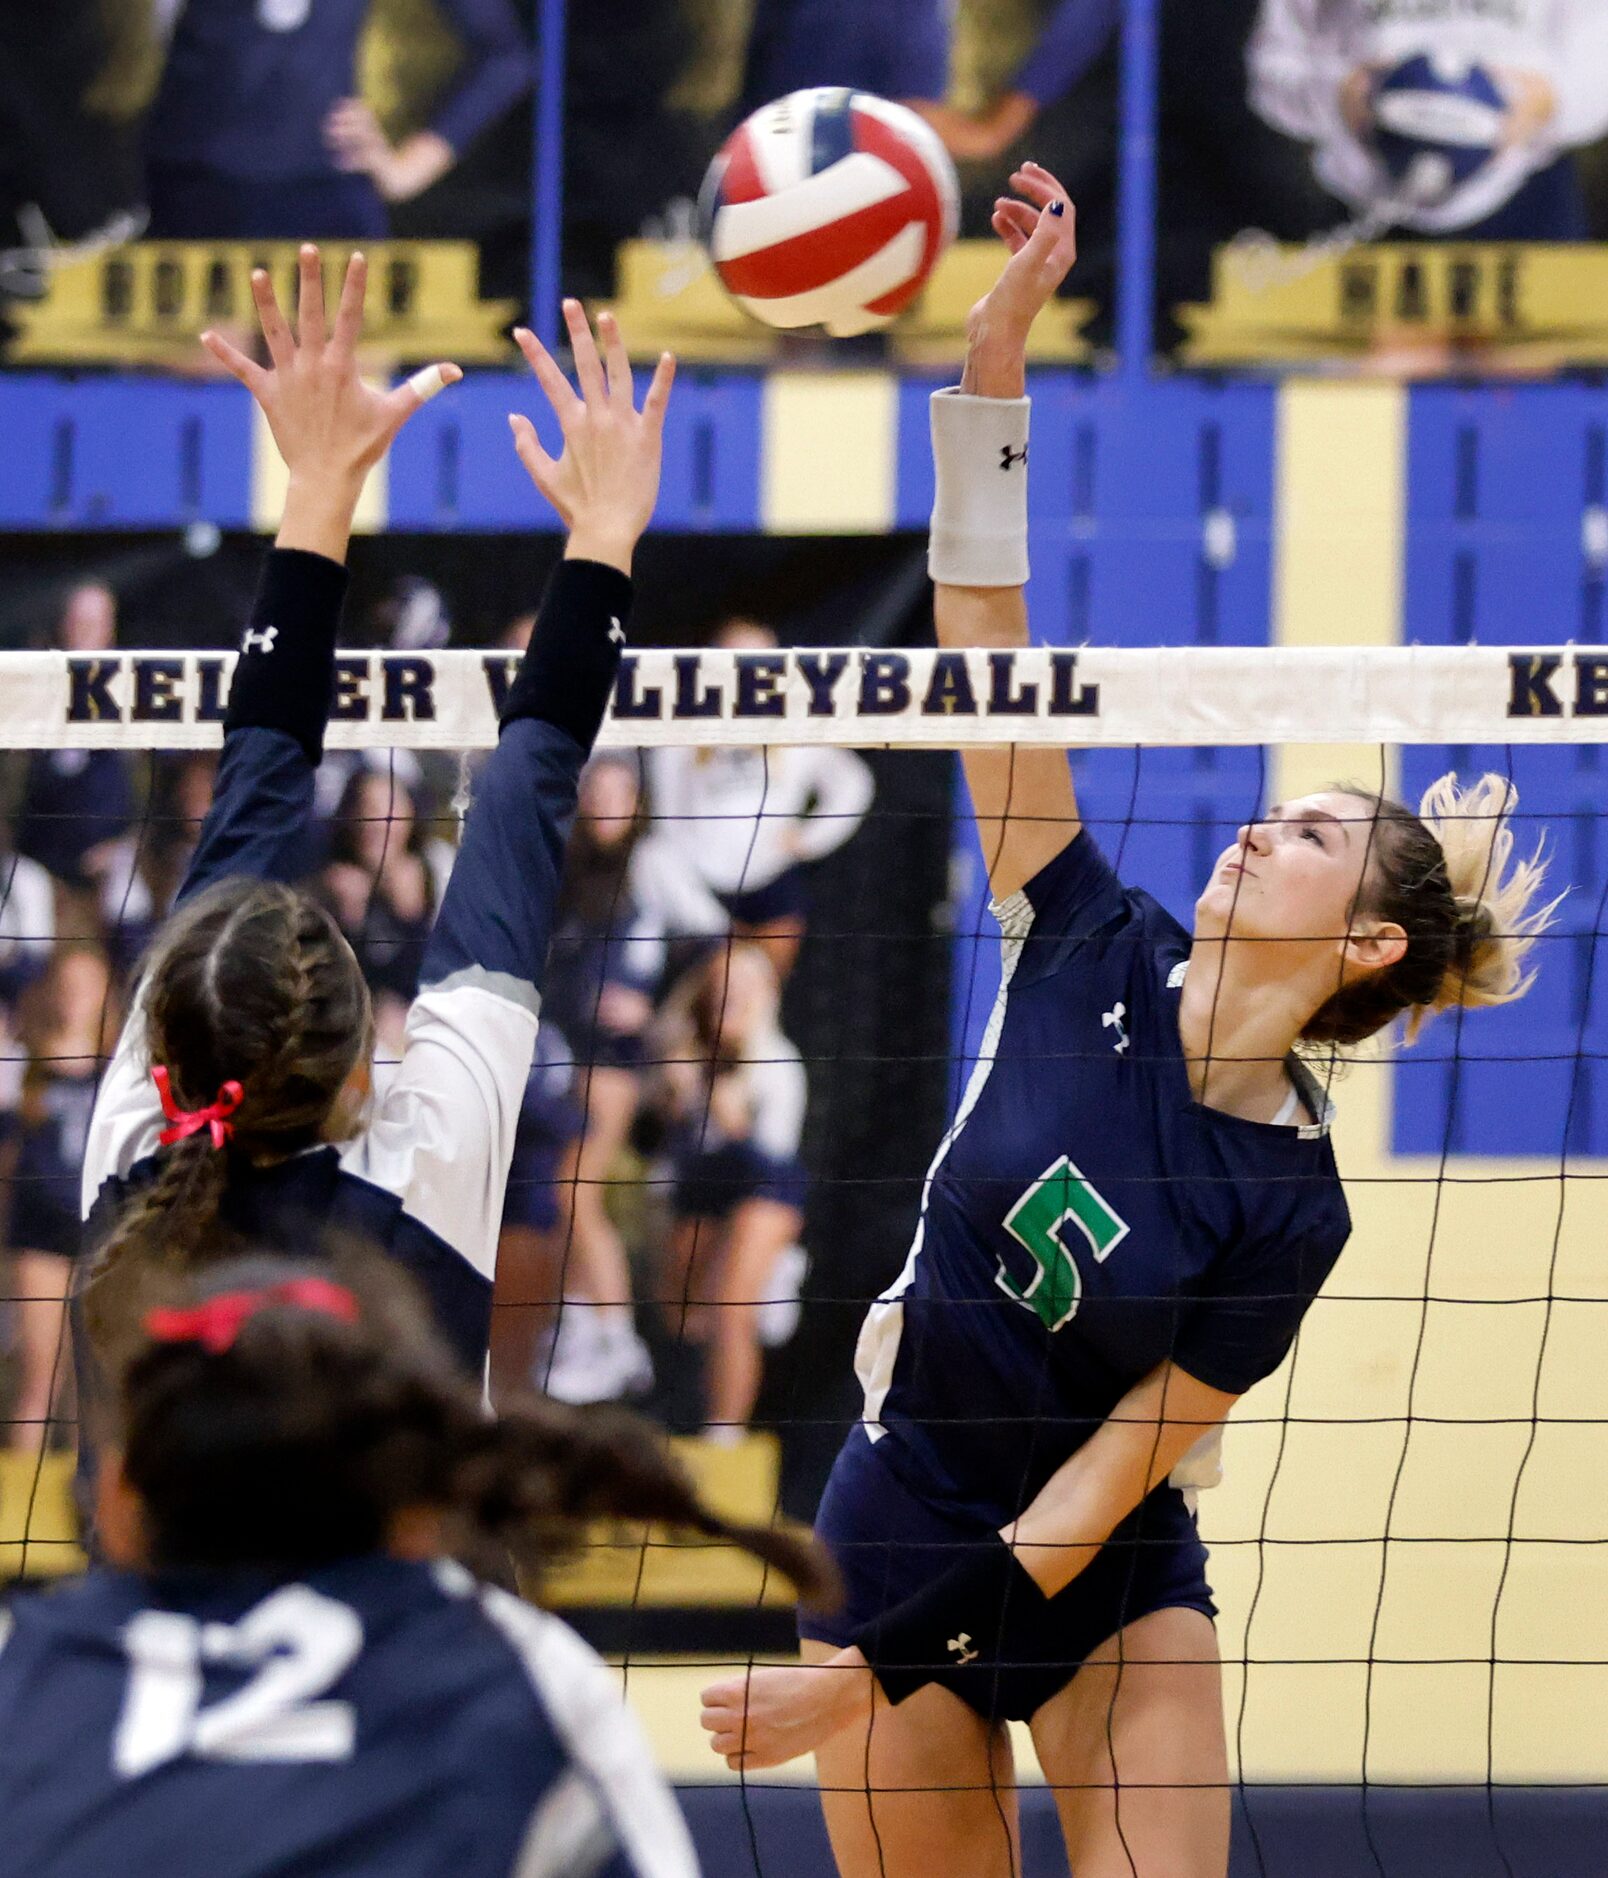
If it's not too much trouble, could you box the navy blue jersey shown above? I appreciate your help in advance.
[0,1558,697,1878]
[15,750,134,889]
[9,1070,100,1258]
[855,832,1351,1527]
[83,713,589,1373]
[150,0,530,181]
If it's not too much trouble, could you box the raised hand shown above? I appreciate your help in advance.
[958,163,1079,400]
[509,299,675,576]
[203,246,460,489]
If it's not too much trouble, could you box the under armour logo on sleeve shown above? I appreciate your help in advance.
[241,625,279,656]
[1102,1003,1129,1054]
[608,616,625,645]
[948,1633,979,1666]
[1000,445,1028,472]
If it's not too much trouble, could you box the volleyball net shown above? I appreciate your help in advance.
[0,642,1603,1827]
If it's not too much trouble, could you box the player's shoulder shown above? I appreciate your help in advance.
[462,1578,700,1876]
[1,1569,142,1658]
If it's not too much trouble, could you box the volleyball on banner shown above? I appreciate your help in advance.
[701,88,959,336]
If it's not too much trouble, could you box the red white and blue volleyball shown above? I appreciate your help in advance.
[701,88,960,337]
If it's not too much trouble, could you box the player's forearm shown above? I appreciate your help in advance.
[1002,1364,1236,1597]
[275,467,368,563]
[422,560,628,997]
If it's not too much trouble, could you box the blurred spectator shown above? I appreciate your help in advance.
[14,584,135,931]
[488,1023,585,1405]
[655,941,807,1443]
[562,0,704,297]
[4,943,118,1454]
[98,752,216,979]
[1249,0,1608,237]
[0,821,55,1011]
[540,754,727,1406]
[144,0,532,238]
[923,0,1117,162]
[647,619,874,982]
[0,0,145,286]
[738,0,951,116]
[319,768,454,1004]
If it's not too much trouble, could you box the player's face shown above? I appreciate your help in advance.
[1196,791,1378,955]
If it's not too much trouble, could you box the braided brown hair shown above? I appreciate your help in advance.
[113,1248,837,1606]
[88,879,372,1327]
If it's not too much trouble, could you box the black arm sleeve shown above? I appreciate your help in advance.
[222,547,347,766]
[498,558,631,752]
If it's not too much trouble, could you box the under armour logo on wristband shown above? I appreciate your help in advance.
[241,626,279,656]
[948,1633,979,1666]
[1000,445,1028,472]
[608,616,625,645]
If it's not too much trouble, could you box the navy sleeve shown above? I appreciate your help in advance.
[1171,1222,1349,1396]
[1013,0,1121,106]
[430,0,534,154]
[176,730,316,906]
[418,717,583,1006]
[1003,828,1128,945]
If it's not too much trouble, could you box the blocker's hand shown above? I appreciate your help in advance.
[700,1652,874,1772]
[202,247,460,489]
[967,162,1079,353]
[510,300,675,576]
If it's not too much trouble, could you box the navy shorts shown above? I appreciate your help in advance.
[800,1427,1216,1722]
[674,1141,807,1220]
[718,865,809,928]
[502,1143,570,1234]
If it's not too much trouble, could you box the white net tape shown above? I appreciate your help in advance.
[1,644,1601,749]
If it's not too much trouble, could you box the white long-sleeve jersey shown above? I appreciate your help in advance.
[1248,0,1608,231]
[646,745,874,899]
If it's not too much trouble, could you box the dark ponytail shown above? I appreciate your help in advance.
[115,1249,837,1608]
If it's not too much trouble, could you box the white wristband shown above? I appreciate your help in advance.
[927,388,1030,589]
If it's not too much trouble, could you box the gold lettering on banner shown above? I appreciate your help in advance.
[9,242,517,366]
[1177,243,1608,371]
[597,238,1096,365]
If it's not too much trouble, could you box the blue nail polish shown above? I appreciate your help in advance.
[1049,201,1065,218]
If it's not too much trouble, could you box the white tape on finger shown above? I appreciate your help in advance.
[406,364,449,404]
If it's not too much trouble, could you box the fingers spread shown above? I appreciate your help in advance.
[992,199,1034,254]
[642,350,676,429]
[332,250,369,353]
[597,309,633,408]
[508,411,558,488]
[251,267,294,370]
[514,326,582,422]
[199,328,268,394]
[564,297,607,407]
[296,243,327,350]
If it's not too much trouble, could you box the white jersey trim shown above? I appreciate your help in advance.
[855,888,1035,1442]
[474,1586,699,1878]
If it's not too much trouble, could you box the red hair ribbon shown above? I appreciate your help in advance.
[152,1066,244,1149]
[144,1279,361,1355]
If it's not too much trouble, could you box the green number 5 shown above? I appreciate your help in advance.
[997,1156,1130,1332]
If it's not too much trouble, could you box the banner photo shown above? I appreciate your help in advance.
[6,243,517,368]
[4,644,1607,750]
[1178,243,1608,370]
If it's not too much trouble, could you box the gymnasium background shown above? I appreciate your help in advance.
[2,1,1606,1873]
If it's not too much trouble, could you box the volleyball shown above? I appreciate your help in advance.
[701,88,959,337]
[1370,53,1506,206]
